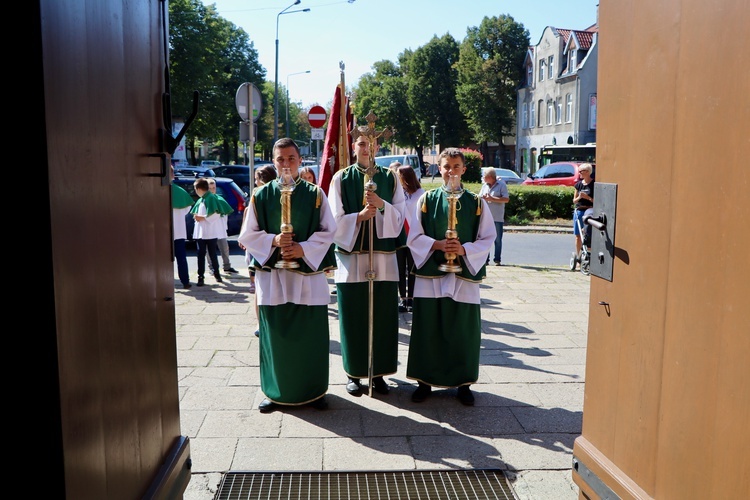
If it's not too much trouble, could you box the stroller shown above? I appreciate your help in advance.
[570,207,594,275]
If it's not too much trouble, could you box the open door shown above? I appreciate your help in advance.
[572,1,748,498]
[38,0,190,497]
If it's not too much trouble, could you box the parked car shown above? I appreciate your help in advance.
[213,165,254,194]
[173,176,247,239]
[522,161,592,187]
[495,168,523,185]
[200,160,221,167]
[174,166,216,178]
[373,154,423,180]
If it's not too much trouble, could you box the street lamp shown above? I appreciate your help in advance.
[274,1,310,142]
[286,70,311,137]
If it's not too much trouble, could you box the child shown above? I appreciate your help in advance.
[405,148,496,406]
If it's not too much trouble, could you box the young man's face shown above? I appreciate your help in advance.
[208,182,217,193]
[440,155,467,186]
[353,137,372,164]
[273,146,301,178]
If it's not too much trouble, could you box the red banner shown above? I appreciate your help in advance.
[318,83,353,195]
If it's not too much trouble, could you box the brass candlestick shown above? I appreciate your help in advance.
[438,174,464,273]
[275,167,300,269]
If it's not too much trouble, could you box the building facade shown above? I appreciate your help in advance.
[516,23,598,174]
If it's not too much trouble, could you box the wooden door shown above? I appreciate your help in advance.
[38,0,189,497]
[572,1,749,499]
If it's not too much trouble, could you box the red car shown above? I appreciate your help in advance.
[522,161,591,186]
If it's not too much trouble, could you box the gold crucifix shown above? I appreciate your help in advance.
[352,111,393,175]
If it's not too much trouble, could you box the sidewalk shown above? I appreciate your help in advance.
[176,263,590,500]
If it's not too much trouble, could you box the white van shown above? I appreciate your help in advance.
[373,154,422,180]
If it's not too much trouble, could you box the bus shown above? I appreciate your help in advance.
[539,143,596,167]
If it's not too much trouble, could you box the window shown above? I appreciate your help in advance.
[548,56,554,80]
[568,48,577,73]
[527,64,533,86]
[537,100,544,127]
[522,103,528,129]
[547,100,554,125]
[556,97,563,124]
[539,60,545,81]
[530,103,536,129]
[565,94,573,122]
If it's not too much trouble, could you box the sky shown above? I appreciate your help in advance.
[205,0,598,111]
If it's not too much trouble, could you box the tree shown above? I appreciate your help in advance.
[407,34,470,157]
[168,0,266,164]
[455,15,529,164]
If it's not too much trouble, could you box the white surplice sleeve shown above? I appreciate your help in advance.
[298,189,336,270]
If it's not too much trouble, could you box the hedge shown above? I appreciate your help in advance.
[505,185,575,224]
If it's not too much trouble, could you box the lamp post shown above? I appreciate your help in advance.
[274,1,310,142]
[286,70,310,137]
[431,124,437,164]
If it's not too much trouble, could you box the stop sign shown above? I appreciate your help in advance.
[308,105,327,128]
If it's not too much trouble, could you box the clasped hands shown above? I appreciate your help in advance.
[358,191,385,222]
[434,237,466,256]
[273,232,302,259]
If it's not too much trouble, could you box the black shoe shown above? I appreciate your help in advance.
[224,267,238,273]
[258,398,277,413]
[398,299,408,313]
[197,277,205,286]
[494,261,502,266]
[412,382,431,403]
[214,272,223,283]
[346,378,362,395]
[372,376,389,395]
[457,385,475,406]
[308,396,328,410]
[406,298,413,312]
[254,329,260,338]
[182,282,192,289]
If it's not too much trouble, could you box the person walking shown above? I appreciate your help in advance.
[406,148,495,406]
[172,167,195,289]
[395,163,425,312]
[237,138,337,413]
[328,133,406,396]
[479,167,509,266]
[191,177,232,286]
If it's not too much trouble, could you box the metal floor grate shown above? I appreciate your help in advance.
[215,469,517,500]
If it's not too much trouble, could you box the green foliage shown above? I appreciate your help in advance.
[455,15,530,145]
[422,180,574,225]
[460,148,484,183]
[168,4,530,165]
[505,185,574,223]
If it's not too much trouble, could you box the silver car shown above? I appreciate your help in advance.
[495,168,523,185]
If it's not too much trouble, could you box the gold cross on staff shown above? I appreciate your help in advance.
[353,111,394,174]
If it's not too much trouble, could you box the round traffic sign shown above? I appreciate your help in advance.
[235,82,262,122]
[308,105,327,128]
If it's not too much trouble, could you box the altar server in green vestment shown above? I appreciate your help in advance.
[328,134,406,396]
[237,138,337,413]
[406,148,496,406]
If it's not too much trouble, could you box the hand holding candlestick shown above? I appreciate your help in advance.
[275,167,300,269]
[438,174,464,273]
